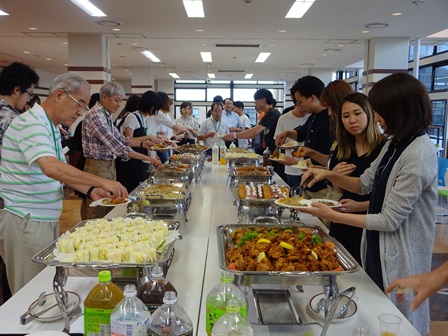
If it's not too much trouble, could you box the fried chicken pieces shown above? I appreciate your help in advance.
[226,226,341,272]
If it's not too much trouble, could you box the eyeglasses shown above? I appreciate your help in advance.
[63,90,89,112]
[24,90,35,99]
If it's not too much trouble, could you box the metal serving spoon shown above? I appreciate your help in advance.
[339,287,356,318]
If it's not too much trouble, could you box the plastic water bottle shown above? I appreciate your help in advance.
[205,272,247,335]
[148,291,193,336]
[212,143,219,165]
[211,299,253,336]
[110,284,151,336]
[229,141,236,150]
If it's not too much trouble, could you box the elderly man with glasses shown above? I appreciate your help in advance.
[0,73,128,294]
[82,82,162,219]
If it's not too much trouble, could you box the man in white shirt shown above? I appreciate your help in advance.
[233,101,251,148]
[221,98,241,148]
[198,102,229,149]
[274,104,309,189]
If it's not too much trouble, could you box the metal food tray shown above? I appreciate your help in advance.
[154,170,193,182]
[129,182,191,208]
[226,156,262,165]
[234,182,290,207]
[32,214,178,269]
[173,146,207,155]
[229,167,273,186]
[217,224,359,276]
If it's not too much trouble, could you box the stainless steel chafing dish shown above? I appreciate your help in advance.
[233,182,289,223]
[229,165,273,187]
[149,164,194,184]
[32,214,179,270]
[173,144,207,155]
[225,155,263,170]
[32,213,180,325]
[128,181,192,222]
[217,223,359,292]
[169,153,205,182]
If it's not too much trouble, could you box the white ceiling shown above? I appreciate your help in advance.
[0,0,447,82]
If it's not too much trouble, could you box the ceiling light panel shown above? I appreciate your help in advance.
[285,1,315,19]
[208,73,215,78]
[169,73,180,78]
[140,50,161,63]
[71,0,106,17]
[200,52,212,63]
[0,9,9,15]
[182,0,205,18]
[244,74,254,79]
[255,52,271,63]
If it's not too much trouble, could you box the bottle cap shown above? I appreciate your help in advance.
[124,284,137,298]
[151,265,164,278]
[98,270,111,283]
[226,299,240,313]
[220,271,233,283]
[163,291,178,304]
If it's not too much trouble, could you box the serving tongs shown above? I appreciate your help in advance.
[20,291,46,324]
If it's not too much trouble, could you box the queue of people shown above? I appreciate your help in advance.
[0,61,444,336]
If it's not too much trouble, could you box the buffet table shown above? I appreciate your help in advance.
[0,164,420,335]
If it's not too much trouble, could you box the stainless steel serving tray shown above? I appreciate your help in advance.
[235,182,290,207]
[32,214,178,269]
[226,156,263,166]
[173,145,207,155]
[229,166,274,187]
[129,182,191,207]
[217,224,359,276]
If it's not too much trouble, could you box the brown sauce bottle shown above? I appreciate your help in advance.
[137,265,177,314]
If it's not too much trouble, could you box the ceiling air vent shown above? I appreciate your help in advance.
[217,70,246,73]
[215,44,261,48]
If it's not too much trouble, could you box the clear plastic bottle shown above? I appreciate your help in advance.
[110,284,151,336]
[212,143,219,165]
[84,270,124,336]
[205,272,247,335]
[211,299,253,336]
[137,265,177,314]
[219,144,227,165]
[147,291,193,336]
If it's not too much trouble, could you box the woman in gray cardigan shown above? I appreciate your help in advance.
[299,73,437,335]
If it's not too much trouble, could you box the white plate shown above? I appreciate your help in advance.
[274,198,341,209]
[308,293,357,322]
[90,197,130,207]
[268,157,286,162]
[290,163,308,170]
[150,145,174,150]
[28,292,81,323]
[280,141,300,149]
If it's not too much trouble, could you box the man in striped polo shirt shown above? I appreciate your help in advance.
[0,73,128,294]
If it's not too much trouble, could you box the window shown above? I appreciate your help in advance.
[429,100,446,147]
[207,88,230,101]
[434,65,448,91]
[192,107,200,119]
[418,66,433,91]
[175,89,206,101]
[243,108,258,126]
[233,88,257,102]
[436,43,448,54]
